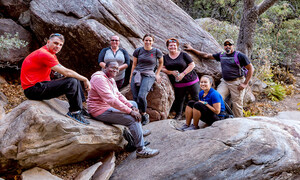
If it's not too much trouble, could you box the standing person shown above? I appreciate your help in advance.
[162,38,200,120]
[129,34,163,125]
[20,33,91,125]
[179,75,226,131]
[87,61,159,158]
[184,39,254,117]
[98,35,130,89]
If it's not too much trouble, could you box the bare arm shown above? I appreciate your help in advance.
[177,62,195,81]
[154,57,164,83]
[199,101,221,114]
[129,57,137,83]
[183,43,215,60]
[119,64,128,71]
[238,63,254,90]
[99,62,106,69]
[51,64,91,91]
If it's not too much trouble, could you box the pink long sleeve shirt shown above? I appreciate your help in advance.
[87,71,132,117]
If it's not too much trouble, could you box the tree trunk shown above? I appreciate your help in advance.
[237,0,278,58]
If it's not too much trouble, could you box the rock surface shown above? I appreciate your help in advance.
[21,167,62,180]
[0,99,126,173]
[121,73,175,121]
[112,111,300,180]
[28,0,222,79]
[0,19,34,68]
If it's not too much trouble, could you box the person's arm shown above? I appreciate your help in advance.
[238,63,254,90]
[98,49,107,68]
[119,49,130,71]
[51,64,91,91]
[199,100,221,114]
[183,43,215,60]
[155,57,163,83]
[161,66,178,76]
[177,62,195,81]
[129,57,137,83]
[119,64,128,71]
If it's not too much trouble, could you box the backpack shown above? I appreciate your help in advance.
[220,51,248,77]
[224,101,234,119]
[122,127,136,152]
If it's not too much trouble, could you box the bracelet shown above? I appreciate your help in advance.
[183,71,187,75]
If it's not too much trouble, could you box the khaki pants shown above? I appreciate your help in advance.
[217,77,245,117]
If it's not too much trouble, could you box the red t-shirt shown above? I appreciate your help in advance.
[21,45,59,90]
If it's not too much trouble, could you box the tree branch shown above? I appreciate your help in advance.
[257,0,278,15]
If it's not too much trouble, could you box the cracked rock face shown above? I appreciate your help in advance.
[112,112,300,180]
[29,0,222,79]
[0,99,126,173]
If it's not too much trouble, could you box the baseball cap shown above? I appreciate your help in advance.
[224,39,234,45]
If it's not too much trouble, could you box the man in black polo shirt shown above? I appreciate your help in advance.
[184,39,254,117]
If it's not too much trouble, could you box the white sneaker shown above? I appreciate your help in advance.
[136,147,159,158]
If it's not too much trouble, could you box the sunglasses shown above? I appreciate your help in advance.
[224,43,233,46]
[168,39,177,43]
[50,33,62,38]
[111,39,119,42]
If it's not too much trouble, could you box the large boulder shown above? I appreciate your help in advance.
[29,0,222,79]
[121,73,175,121]
[0,92,7,120]
[0,99,126,173]
[0,0,31,20]
[112,111,300,180]
[0,19,34,68]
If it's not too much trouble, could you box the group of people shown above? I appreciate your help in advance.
[20,33,254,158]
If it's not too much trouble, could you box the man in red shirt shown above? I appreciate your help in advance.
[20,33,91,125]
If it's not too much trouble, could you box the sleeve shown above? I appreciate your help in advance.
[98,48,108,64]
[183,52,193,64]
[237,52,251,67]
[211,91,222,105]
[156,48,163,59]
[133,47,140,58]
[92,77,132,114]
[212,52,221,62]
[116,91,133,108]
[121,48,130,66]
[40,52,59,68]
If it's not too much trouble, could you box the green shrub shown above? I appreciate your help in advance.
[0,32,28,53]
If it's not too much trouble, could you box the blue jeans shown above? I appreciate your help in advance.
[130,75,155,113]
[93,101,144,149]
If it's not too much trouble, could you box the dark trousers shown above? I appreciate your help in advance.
[187,100,224,125]
[173,82,200,115]
[24,77,83,112]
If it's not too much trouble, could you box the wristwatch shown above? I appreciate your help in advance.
[203,102,208,105]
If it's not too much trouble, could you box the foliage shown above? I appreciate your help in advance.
[298,103,300,111]
[265,82,286,101]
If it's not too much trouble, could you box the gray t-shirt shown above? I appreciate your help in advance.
[133,47,163,73]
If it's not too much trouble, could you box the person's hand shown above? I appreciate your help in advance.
[177,73,185,81]
[130,110,141,122]
[183,43,193,51]
[132,106,139,112]
[155,74,161,83]
[238,83,248,91]
[84,79,91,91]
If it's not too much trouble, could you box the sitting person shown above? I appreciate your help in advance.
[98,35,130,89]
[162,38,199,120]
[129,34,163,125]
[20,33,91,125]
[179,75,226,131]
[87,61,159,158]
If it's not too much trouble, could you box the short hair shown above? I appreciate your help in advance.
[142,34,154,41]
[105,61,118,68]
[49,33,65,42]
[201,75,215,88]
[166,38,179,47]
[110,35,119,40]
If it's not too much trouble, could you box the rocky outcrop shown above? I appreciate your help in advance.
[0,99,126,173]
[0,0,31,20]
[28,0,222,79]
[21,167,62,180]
[0,19,34,68]
[121,73,175,121]
[112,111,300,180]
[0,92,7,120]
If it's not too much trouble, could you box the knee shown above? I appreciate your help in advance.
[187,100,196,108]
[193,102,205,111]
[65,77,79,87]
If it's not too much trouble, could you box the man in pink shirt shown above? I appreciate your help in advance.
[87,61,159,158]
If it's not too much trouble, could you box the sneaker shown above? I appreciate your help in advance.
[184,124,199,131]
[143,129,151,137]
[66,111,90,125]
[141,114,150,125]
[136,147,159,158]
[176,124,189,131]
[81,107,91,118]
[144,141,150,146]
[173,114,182,120]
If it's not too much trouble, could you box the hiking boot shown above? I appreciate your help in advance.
[184,124,199,131]
[66,111,90,125]
[136,147,159,158]
[143,129,151,137]
[176,124,190,131]
[141,114,150,125]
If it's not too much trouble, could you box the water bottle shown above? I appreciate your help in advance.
[175,71,180,82]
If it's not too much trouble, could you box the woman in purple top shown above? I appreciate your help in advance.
[162,38,200,120]
[129,34,164,125]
